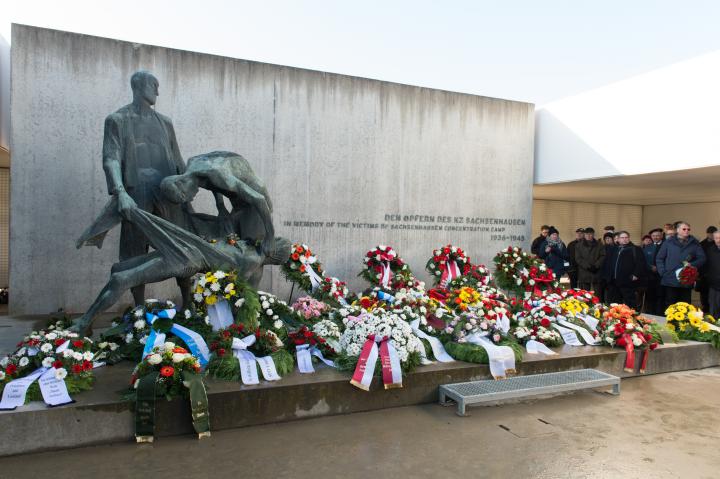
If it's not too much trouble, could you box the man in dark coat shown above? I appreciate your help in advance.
[603,231,644,309]
[531,225,550,256]
[656,221,706,308]
[575,227,606,295]
[88,71,190,305]
[643,228,665,314]
[697,226,718,312]
[705,231,720,318]
[538,226,570,280]
[567,228,584,289]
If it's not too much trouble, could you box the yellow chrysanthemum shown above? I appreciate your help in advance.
[195,286,204,294]
[205,295,218,305]
[698,322,711,333]
[678,322,687,332]
[673,311,685,321]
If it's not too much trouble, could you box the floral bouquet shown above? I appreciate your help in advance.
[287,325,338,372]
[103,300,212,363]
[426,244,472,286]
[337,311,423,390]
[1,325,95,405]
[193,270,240,307]
[312,319,342,350]
[665,302,718,346]
[511,300,564,347]
[447,264,491,290]
[360,245,413,289]
[676,262,699,287]
[130,342,209,442]
[314,276,354,307]
[282,243,325,293]
[292,296,330,321]
[597,305,659,373]
[447,287,482,312]
[206,323,293,382]
[493,246,557,297]
[559,289,601,305]
[257,291,303,332]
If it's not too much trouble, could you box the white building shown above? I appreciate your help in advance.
[533,50,720,242]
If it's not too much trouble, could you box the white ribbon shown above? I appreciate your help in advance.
[497,314,511,334]
[526,339,557,355]
[465,333,516,379]
[296,344,336,373]
[380,262,392,288]
[38,368,73,406]
[552,324,583,346]
[55,340,70,354]
[207,299,234,332]
[579,314,599,331]
[0,368,47,410]
[410,319,454,363]
[306,265,323,292]
[231,335,280,383]
[557,318,598,345]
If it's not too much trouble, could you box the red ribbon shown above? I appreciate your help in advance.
[440,260,461,287]
[350,334,402,391]
[621,334,635,372]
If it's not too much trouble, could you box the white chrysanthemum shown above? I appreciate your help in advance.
[0,357,8,368]
[134,320,146,330]
[147,354,162,365]
[125,333,134,344]
[40,343,53,353]
[213,271,227,280]
[62,349,74,358]
[72,352,83,361]
[42,357,55,368]
[184,309,192,319]
[273,320,283,330]
[266,309,273,316]
[54,368,68,380]
[19,357,29,367]
[210,282,221,292]
[83,351,94,361]
[46,333,57,341]
[194,293,204,303]
[134,309,144,318]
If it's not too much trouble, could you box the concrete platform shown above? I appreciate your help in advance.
[1,338,718,457]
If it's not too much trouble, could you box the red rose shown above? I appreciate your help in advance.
[6,364,17,375]
[73,340,84,348]
[218,348,226,357]
[54,339,66,346]
[82,360,93,371]
[540,318,551,328]
[53,360,63,369]
[291,253,300,261]
[72,364,83,374]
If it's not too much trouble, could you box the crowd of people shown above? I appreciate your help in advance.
[530,222,720,317]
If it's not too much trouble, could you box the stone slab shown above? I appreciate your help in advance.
[1,340,717,457]
[10,24,534,315]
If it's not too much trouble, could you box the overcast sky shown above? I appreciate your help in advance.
[3,0,720,105]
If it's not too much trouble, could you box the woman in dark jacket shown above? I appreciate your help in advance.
[539,226,570,279]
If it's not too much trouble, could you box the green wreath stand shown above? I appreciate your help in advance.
[134,371,211,443]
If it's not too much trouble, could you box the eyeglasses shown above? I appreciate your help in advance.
[680,228,691,231]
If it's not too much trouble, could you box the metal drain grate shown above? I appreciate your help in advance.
[439,369,620,416]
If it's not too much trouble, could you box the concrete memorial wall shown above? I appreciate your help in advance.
[10,24,534,315]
